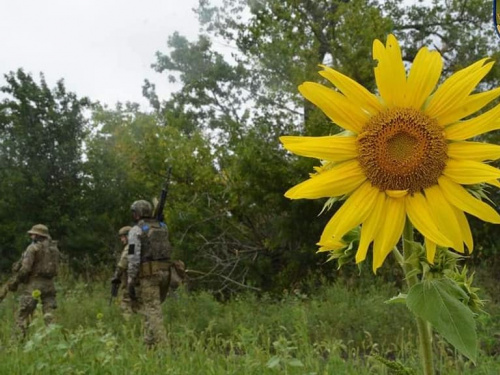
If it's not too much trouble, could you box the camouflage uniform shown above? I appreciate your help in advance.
[127,200,172,347]
[111,226,138,319]
[13,224,59,337]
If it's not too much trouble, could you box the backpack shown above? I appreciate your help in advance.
[35,240,60,278]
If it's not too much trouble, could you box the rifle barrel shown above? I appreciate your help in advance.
[156,166,172,222]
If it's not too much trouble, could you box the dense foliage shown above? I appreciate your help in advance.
[0,70,91,269]
[0,0,499,293]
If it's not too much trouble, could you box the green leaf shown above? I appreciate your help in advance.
[406,279,477,362]
[287,358,304,367]
[385,293,407,305]
[373,355,416,374]
[266,356,281,369]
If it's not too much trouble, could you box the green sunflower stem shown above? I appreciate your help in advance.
[402,220,435,375]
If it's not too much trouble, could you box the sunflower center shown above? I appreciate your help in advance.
[387,132,418,162]
[357,107,447,193]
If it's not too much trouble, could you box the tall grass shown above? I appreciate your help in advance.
[0,277,498,374]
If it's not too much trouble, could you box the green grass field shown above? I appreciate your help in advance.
[0,277,499,374]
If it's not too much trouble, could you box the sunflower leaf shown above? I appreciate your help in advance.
[406,279,477,362]
[385,293,407,304]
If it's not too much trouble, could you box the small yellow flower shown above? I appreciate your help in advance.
[96,312,104,320]
[31,289,41,299]
[281,34,500,272]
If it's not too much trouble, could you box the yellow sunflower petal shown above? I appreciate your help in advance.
[299,82,367,133]
[444,103,500,140]
[317,239,345,252]
[404,47,442,109]
[405,192,453,247]
[425,186,464,253]
[279,135,358,162]
[451,205,473,252]
[447,141,500,162]
[373,34,407,107]
[443,159,500,185]
[487,179,500,188]
[372,197,406,272]
[438,176,500,223]
[356,190,386,263]
[425,58,493,124]
[425,238,437,264]
[386,190,408,198]
[318,65,383,115]
[319,182,378,244]
[285,160,366,199]
[438,86,500,127]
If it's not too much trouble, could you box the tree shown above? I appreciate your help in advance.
[142,0,500,291]
[389,0,500,82]
[0,69,90,269]
[83,104,230,282]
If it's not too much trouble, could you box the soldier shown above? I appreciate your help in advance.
[127,200,172,347]
[111,225,137,319]
[2,224,60,337]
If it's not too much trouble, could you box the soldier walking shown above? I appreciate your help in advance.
[111,225,138,319]
[127,200,172,347]
[0,224,60,338]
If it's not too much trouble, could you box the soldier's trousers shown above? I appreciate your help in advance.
[136,272,168,347]
[16,278,56,337]
[120,289,139,320]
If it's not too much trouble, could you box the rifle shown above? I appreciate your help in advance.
[155,166,172,223]
[109,280,120,306]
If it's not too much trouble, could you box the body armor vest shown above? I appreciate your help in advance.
[138,219,172,262]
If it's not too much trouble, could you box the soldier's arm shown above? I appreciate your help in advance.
[17,245,36,282]
[11,259,21,273]
[127,227,141,285]
[118,245,129,269]
[112,246,129,283]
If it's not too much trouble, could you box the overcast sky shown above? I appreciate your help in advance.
[0,0,203,109]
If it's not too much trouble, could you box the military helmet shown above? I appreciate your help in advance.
[130,200,153,218]
[27,224,50,238]
[118,226,132,236]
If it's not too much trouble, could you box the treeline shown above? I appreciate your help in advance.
[1,0,499,294]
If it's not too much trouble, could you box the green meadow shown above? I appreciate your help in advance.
[1,272,499,375]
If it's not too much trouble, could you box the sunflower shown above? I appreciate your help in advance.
[280,34,500,272]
